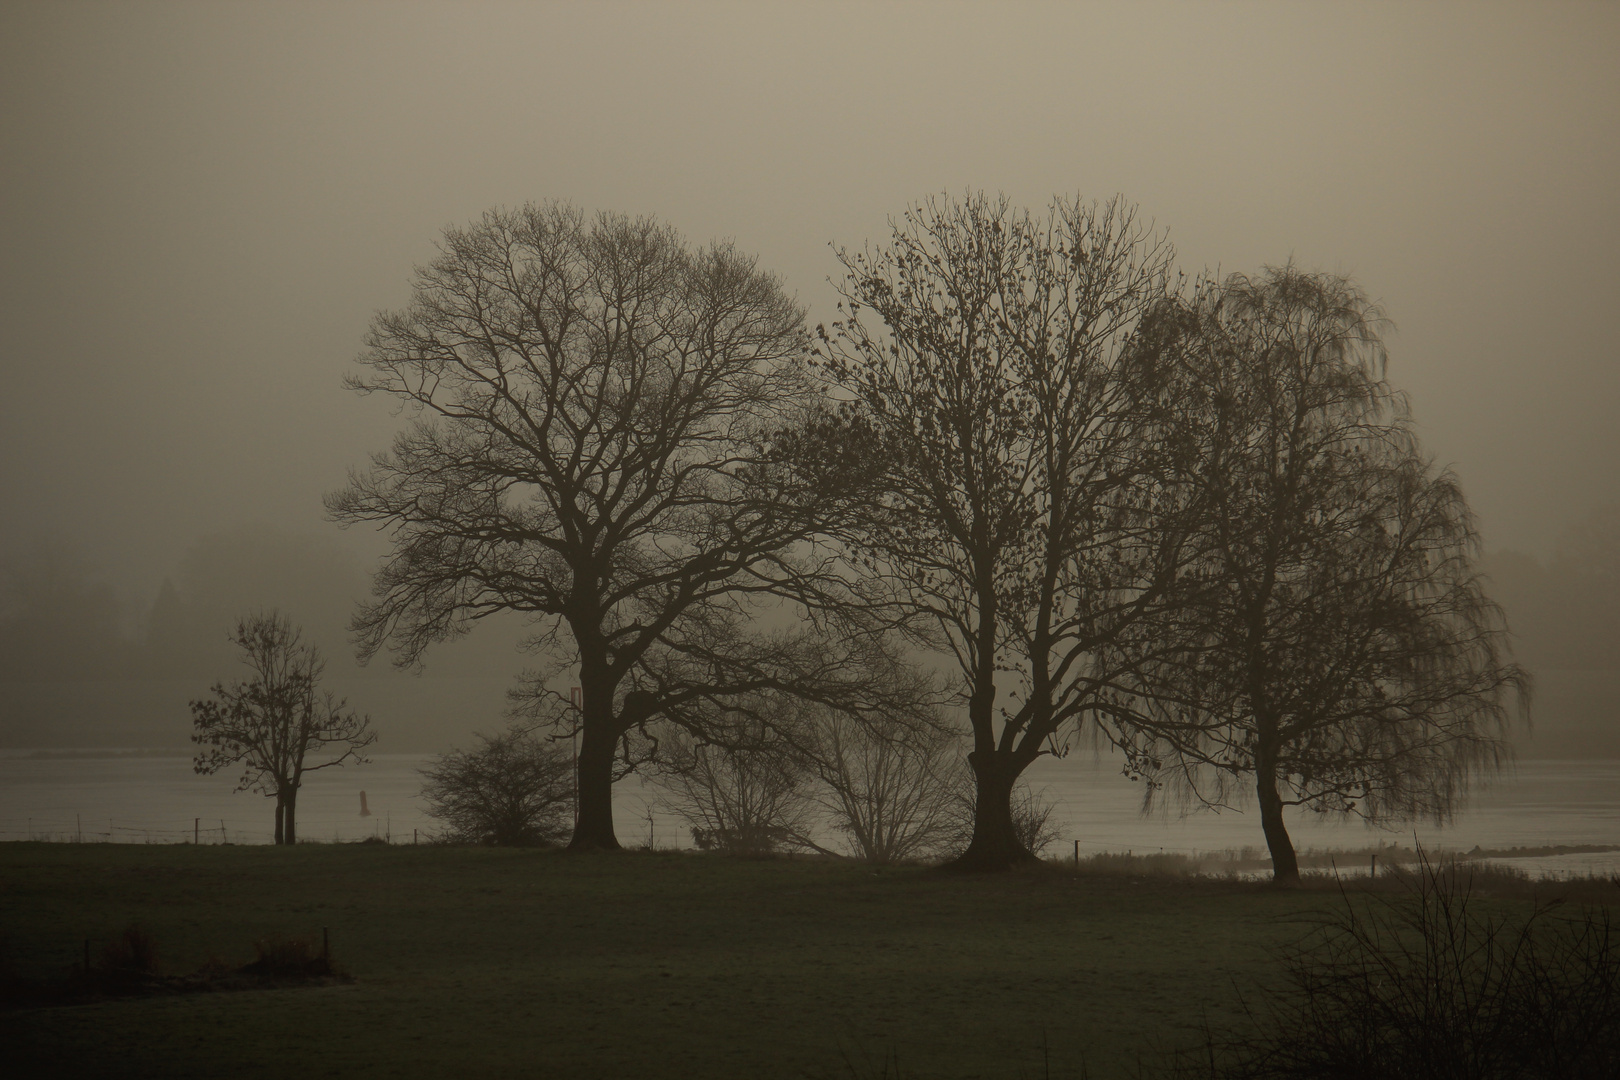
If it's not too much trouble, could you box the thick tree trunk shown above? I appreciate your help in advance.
[273,793,285,845]
[1256,765,1299,886]
[567,723,621,851]
[284,786,298,846]
[947,750,1036,872]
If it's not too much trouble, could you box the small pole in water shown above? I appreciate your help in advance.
[1371,853,1378,879]
[1074,840,1080,866]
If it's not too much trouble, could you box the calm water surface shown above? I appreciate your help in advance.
[2,752,1616,875]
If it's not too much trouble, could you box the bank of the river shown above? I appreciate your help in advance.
[4,753,1619,877]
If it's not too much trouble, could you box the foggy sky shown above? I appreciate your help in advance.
[3,0,1617,609]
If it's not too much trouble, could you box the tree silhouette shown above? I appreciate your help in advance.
[814,192,1194,869]
[191,611,375,844]
[1114,268,1528,884]
[330,203,897,850]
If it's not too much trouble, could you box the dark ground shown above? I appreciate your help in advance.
[0,843,1562,1079]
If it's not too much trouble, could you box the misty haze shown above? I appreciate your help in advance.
[3,3,1617,1078]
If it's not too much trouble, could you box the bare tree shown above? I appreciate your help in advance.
[419,725,573,845]
[814,192,1191,869]
[653,724,819,856]
[799,704,964,863]
[329,203,886,850]
[1114,268,1529,885]
[191,611,375,844]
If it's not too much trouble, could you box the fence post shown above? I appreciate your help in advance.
[1074,840,1080,866]
[194,818,199,846]
[1371,853,1378,879]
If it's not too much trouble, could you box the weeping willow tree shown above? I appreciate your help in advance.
[1115,267,1530,885]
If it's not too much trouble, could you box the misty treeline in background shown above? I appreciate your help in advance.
[9,521,1601,754]
[0,526,527,749]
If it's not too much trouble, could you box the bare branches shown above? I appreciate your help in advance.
[418,727,573,846]
[330,202,887,849]
[814,191,1186,868]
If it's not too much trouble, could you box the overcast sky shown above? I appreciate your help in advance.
[3,0,1616,609]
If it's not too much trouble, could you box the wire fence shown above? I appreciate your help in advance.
[0,815,424,845]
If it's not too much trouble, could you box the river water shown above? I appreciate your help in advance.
[2,751,1616,877]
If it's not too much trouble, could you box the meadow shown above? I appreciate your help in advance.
[0,843,1603,1079]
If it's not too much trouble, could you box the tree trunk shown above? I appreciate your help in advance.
[567,722,621,851]
[948,750,1036,871]
[283,786,298,846]
[1256,764,1299,885]
[273,792,285,845]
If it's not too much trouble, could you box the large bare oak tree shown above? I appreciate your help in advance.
[330,203,888,850]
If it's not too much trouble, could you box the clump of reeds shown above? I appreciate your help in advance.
[97,923,158,978]
[241,932,335,978]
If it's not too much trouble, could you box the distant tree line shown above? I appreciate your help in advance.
[1481,504,1620,671]
[0,525,532,689]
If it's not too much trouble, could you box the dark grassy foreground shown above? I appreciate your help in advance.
[0,844,1581,1080]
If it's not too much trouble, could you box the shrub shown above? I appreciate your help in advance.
[419,725,573,845]
[1171,854,1620,1079]
[654,730,817,857]
[801,708,964,864]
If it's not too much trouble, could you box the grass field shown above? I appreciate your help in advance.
[0,843,1585,1079]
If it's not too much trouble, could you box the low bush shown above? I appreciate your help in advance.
[419,725,573,846]
[1171,855,1620,1079]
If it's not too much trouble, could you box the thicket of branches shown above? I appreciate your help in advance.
[650,699,1062,862]
[1170,857,1620,1079]
[418,726,574,846]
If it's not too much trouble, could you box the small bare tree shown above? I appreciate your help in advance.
[653,726,819,856]
[799,705,964,863]
[191,611,375,844]
[419,725,573,845]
